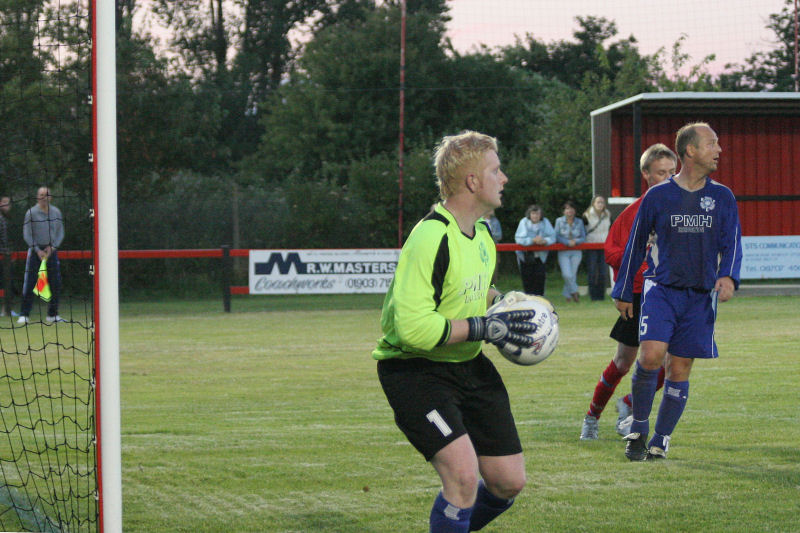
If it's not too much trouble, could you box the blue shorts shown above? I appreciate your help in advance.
[639,280,719,359]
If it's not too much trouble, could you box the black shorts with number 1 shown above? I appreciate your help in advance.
[377,353,522,461]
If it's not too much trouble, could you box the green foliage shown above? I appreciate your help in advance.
[149,0,372,182]
[496,28,659,225]
[0,1,48,84]
[348,147,440,245]
[719,0,798,91]
[649,34,719,91]
[116,27,225,198]
[439,53,554,154]
[0,0,90,196]
[246,3,567,244]
[3,0,796,264]
[247,3,558,184]
[248,4,450,183]
[283,177,356,245]
[347,153,402,246]
[499,16,648,91]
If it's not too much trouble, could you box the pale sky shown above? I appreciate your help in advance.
[446,0,786,74]
[135,1,788,75]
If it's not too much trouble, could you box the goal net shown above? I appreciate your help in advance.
[0,1,119,531]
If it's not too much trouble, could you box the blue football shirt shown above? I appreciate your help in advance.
[612,176,743,303]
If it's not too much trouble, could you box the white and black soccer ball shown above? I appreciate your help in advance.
[486,291,559,366]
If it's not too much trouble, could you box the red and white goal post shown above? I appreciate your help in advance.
[0,1,121,531]
[94,1,123,531]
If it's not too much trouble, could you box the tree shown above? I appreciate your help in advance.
[245,3,452,183]
[114,2,223,198]
[638,34,716,92]
[149,0,373,175]
[1,0,52,190]
[0,0,47,86]
[500,16,648,90]
[718,0,799,91]
[440,51,557,155]
[1,0,92,195]
[492,19,661,225]
[499,79,601,226]
[247,2,552,183]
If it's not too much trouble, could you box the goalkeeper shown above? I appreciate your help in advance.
[373,131,535,533]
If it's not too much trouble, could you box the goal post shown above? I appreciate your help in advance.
[0,0,120,530]
[94,0,122,531]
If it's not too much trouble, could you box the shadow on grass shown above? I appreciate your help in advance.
[688,444,800,488]
[288,511,389,533]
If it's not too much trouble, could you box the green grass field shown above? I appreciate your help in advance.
[116,291,799,532]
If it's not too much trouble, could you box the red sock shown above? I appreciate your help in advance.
[656,366,666,391]
[588,361,627,418]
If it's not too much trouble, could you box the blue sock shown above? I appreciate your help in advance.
[430,491,473,533]
[630,362,660,437]
[650,380,689,451]
[468,480,514,531]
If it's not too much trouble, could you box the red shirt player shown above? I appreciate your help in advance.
[580,144,677,441]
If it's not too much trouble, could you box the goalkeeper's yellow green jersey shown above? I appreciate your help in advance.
[372,203,496,363]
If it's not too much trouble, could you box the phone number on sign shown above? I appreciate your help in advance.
[345,278,392,289]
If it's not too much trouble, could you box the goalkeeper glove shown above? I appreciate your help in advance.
[466,310,537,348]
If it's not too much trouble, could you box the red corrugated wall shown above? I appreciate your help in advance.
[610,114,800,236]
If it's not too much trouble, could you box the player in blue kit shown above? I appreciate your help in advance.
[611,122,742,461]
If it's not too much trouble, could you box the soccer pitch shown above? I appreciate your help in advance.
[119,294,798,532]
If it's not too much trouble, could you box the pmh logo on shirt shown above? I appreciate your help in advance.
[699,196,716,212]
[671,214,712,233]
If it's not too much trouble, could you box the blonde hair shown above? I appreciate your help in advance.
[639,143,677,172]
[584,195,609,216]
[433,131,498,200]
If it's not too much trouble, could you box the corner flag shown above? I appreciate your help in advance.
[33,262,52,302]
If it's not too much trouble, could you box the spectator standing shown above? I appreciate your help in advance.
[579,144,676,441]
[485,209,503,284]
[513,204,555,296]
[582,196,611,301]
[554,200,586,303]
[484,210,502,243]
[17,187,64,325]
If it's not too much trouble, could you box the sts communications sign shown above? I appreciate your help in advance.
[740,236,800,279]
[249,249,400,294]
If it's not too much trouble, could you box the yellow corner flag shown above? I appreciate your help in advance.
[33,261,52,302]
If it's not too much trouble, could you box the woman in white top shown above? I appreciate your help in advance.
[582,195,611,301]
[514,205,555,296]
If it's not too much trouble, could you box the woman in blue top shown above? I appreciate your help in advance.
[513,204,555,296]
[554,200,586,302]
